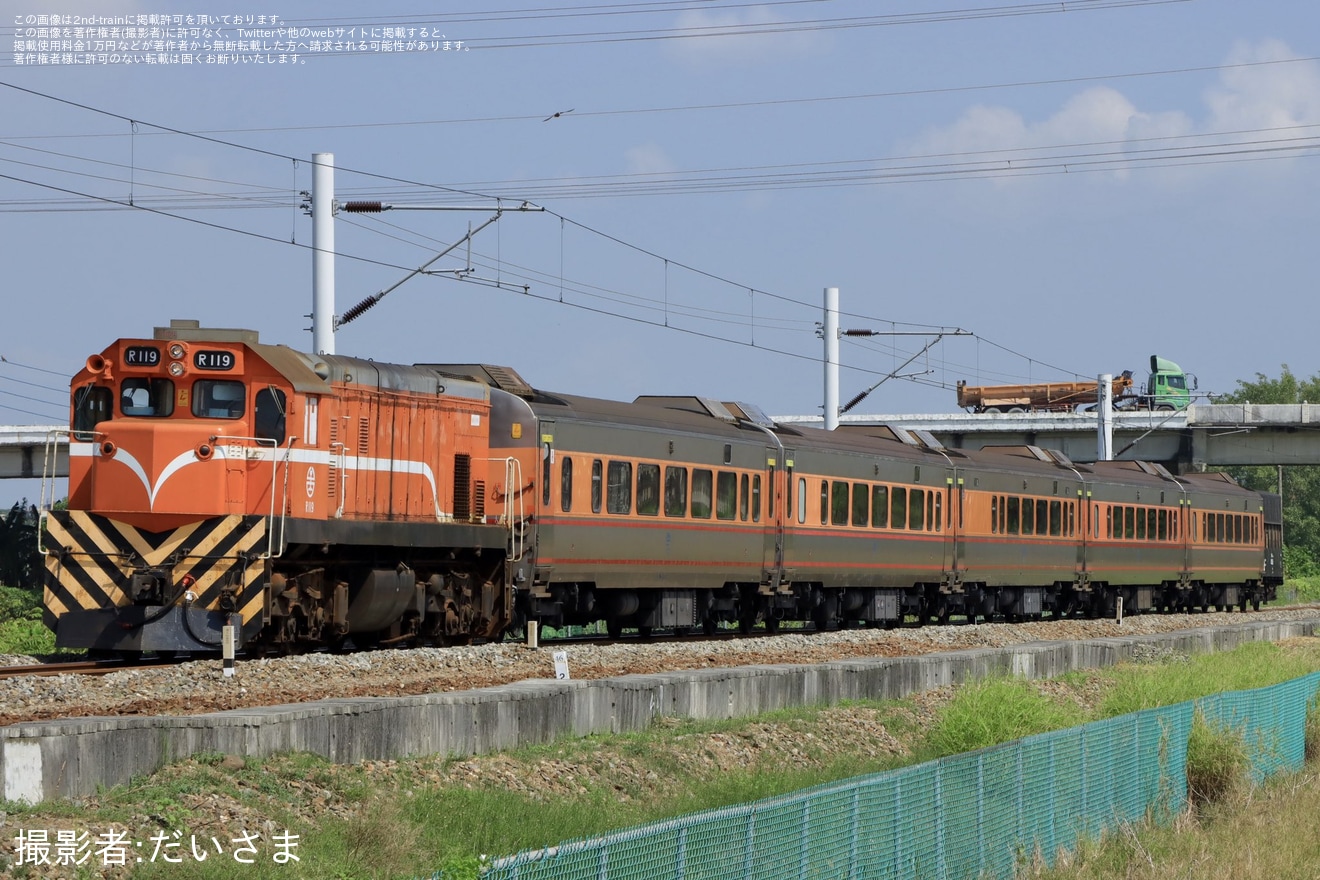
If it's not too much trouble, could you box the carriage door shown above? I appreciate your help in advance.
[537,420,556,552]
[941,470,961,580]
[764,448,791,591]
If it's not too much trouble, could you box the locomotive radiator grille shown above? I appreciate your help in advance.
[43,511,269,632]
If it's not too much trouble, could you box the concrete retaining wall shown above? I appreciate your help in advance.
[4,619,1317,804]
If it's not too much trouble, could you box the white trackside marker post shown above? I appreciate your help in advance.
[553,650,570,680]
[1116,597,1124,626]
[222,624,236,676]
[527,620,539,649]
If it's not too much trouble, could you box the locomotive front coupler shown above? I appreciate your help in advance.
[130,567,173,605]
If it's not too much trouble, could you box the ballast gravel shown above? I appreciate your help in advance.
[2,607,1319,728]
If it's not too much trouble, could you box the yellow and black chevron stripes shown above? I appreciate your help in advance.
[43,511,269,631]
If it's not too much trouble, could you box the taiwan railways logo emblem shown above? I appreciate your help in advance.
[305,467,316,498]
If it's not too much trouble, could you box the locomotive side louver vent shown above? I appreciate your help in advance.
[328,420,339,500]
[454,453,472,521]
[358,418,370,456]
[473,481,486,520]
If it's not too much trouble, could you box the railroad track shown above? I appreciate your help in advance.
[0,658,182,680]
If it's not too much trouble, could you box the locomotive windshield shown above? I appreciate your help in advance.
[192,380,246,419]
[120,378,175,417]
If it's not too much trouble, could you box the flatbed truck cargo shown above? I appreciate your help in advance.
[957,356,1195,413]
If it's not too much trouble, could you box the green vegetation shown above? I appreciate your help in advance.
[2,640,1318,879]
[0,499,42,591]
[1214,366,1320,577]
[920,676,1084,758]
[0,584,56,656]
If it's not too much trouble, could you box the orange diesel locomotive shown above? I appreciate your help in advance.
[43,320,520,653]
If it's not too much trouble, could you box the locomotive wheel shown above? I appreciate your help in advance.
[765,617,780,634]
[702,617,718,636]
[637,626,654,640]
[607,618,624,639]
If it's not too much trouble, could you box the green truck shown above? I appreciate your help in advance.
[1122,355,1196,411]
[957,355,1196,413]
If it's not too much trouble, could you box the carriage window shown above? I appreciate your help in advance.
[797,477,807,524]
[254,388,287,443]
[1049,501,1062,537]
[637,463,660,516]
[765,468,773,519]
[717,472,738,521]
[820,480,830,525]
[739,474,750,522]
[1021,498,1034,535]
[991,495,999,534]
[664,466,687,517]
[752,475,762,522]
[560,457,573,512]
[831,481,849,526]
[1006,497,1020,535]
[933,493,942,532]
[191,379,243,419]
[121,378,175,417]
[909,489,925,531]
[872,486,889,528]
[72,384,112,440]
[1136,508,1146,540]
[891,487,907,530]
[1036,500,1049,536]
[591,459,603,513]
[692,469,713,519]
[852,482,869,527]
[606,461,632,514]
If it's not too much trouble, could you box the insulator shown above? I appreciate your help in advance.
[843,329,877,337]
[338,296,380,326]
[341,201,384,213]
[841,392,868,413]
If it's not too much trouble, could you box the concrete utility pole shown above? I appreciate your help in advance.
[823,287,840,430]
[1097,373,1114,461]
[311,152,335,356]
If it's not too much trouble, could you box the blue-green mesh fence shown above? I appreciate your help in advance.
[477,671,1320,880]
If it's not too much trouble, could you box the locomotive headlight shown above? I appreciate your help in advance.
[168,361,185,377]
[168,342,187,360]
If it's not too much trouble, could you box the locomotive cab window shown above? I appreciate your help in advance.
[192,380,244,419]
[120,378,175,417]
[72,384,112,439]
[254,387,286,443]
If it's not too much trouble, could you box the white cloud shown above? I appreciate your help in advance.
[665,6,827,67]
[904,40,1317,184]
[1205,39,1320,132]
[625,143,677,176]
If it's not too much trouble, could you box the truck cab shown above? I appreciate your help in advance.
[1144,355,1195,411]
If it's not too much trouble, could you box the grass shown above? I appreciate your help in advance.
[0,585,58,656]
[919,676,1085,758]
[2,639,1318,879]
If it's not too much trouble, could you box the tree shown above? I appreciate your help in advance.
[1215,366,1320,577]
[0,499,43,591]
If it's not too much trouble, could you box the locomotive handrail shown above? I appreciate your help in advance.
[483,456,525,561]
[329,440,347,519]
[209,433,290,559]
[36,428,76,556]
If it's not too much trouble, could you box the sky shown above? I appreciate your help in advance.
[2,0,1319,505]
